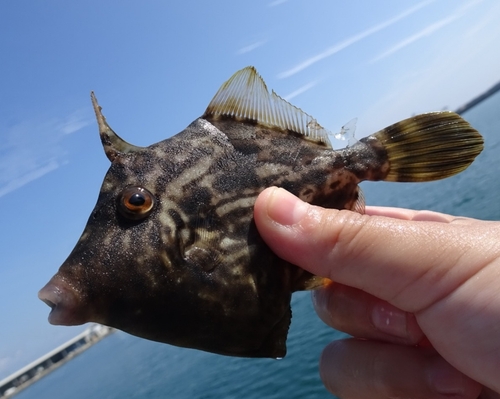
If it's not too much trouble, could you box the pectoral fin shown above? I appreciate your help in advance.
[184,246,222,273]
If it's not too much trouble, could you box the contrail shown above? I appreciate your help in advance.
[268,0,289,7]
[370,15,459,63]
[0,159,59,198]
[283,81,318,101]
[277,0,436,79]
[370,0,484,63]
[236,40,267,55]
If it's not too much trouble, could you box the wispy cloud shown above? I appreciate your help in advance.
[0,110,92,199]
[358,1,497,133]
[0,357,10,373]
[370,0,484,63]
[236,40,267,55]
[268,0,289,7]
[58,111,92,134]
[283,81,318,101]
[456,0,485,13]
[277,0,436,79]
[370,15,459,63]
[0,159,60,198]
[464,0,498,37]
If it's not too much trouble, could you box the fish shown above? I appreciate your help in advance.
[38,66,484,358]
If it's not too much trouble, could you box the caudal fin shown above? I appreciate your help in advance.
[367,111,483,182]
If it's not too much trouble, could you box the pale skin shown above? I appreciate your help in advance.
[254,187,500,399]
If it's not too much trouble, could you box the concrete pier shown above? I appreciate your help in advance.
[0,324,114,398]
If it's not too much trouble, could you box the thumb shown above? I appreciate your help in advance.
[253,187,490,313]
[254,187,500,392]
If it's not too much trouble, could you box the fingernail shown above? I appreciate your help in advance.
[267,187,308,226]
[427,358,465,396]
[371,302,408,338]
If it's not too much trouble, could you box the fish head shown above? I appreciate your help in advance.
[38,93,299,358]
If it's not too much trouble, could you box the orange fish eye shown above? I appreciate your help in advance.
[118,187,155,220]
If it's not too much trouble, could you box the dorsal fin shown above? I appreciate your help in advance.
[203,66,332,147]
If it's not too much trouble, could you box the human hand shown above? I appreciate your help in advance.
[254,187,500,399]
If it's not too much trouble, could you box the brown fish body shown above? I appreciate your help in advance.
[39,67,483,358]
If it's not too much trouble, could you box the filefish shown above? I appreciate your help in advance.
[38,67,483,358]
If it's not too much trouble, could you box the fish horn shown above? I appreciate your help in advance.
[91,92,144,161]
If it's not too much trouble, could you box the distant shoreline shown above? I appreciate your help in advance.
[456,80,500,114]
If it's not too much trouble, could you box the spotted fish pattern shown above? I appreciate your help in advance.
[39,67,484,358]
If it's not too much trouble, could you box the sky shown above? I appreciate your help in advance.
[1,0,500,379]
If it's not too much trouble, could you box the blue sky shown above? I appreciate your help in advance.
[1,0,500,378]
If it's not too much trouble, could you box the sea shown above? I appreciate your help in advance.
[15,91,500,399]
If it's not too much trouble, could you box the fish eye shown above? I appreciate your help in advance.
[118,186,155,220]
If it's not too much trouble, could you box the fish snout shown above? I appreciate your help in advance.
[38,276,88,326]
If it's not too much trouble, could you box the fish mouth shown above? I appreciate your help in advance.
[38,276,87,326]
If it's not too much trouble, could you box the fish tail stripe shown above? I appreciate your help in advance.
[369,111,484,182]
[203,66,332,147]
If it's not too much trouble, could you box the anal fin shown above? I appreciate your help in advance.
[293,270,331,291]
[352,186,365,214]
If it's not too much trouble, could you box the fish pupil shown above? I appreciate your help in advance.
[129,193,146,207]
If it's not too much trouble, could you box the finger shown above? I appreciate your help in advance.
[365,206,473,224]
[364,206,456,223]
[480,387,500,399]
[312,282,424,345]
[255,188,500,391]
[320,339,482,399]
[253,187,496,313]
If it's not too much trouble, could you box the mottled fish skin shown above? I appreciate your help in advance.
[39,67,484,358]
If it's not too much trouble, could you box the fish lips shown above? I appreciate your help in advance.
[38,275,89,326]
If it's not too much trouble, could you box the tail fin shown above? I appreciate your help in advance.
[366,112,484,182]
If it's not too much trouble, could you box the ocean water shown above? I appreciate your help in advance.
[15,92,500,399]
